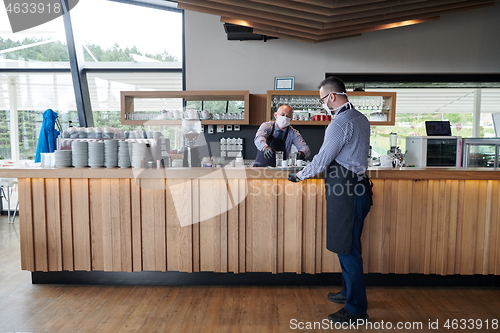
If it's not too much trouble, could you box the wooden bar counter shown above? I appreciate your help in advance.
[2,166,500,276]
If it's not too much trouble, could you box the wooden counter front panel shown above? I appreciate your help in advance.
[18,178,500,275]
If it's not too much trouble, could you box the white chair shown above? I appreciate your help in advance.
[0,178,18,224]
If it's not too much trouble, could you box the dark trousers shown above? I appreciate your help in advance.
[337,178,372,316]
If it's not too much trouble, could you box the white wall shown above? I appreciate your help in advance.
[185,4,500,93]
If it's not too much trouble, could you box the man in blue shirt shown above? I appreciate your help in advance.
[253,104,310,167]
[288,77,373,324]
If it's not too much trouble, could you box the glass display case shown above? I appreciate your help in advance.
[462,138,500,168]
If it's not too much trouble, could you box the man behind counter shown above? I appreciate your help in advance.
[288,76,372,324]
[253,104,310,167]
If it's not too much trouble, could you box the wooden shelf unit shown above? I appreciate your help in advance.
[121,90,250,125]
[267,90,396,126]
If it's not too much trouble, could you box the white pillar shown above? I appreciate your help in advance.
[473,89,482,138]
[8,77,20,163]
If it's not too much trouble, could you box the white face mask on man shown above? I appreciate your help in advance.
[322,92,349,116]
[322,103,333,115]
[276,115,291,128]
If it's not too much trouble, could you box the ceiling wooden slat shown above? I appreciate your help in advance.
[220,16,321,35]
[195,0,329,22]
[322,1,496,29]
[179,0,329,23]
[177,0,499,43]
[253,17,440,43]
[290,0,388,9]
[252,28,362,43]
[208,0,468,23]
[247,0,432,16]
[177,2,324,29]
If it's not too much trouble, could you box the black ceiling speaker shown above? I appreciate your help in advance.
[223,23,278,42]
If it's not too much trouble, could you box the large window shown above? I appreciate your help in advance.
[0,12,67,68]
[72,0,182,65]
[0,73,76,160]
[367,88,500,157]
[0,0,183,162]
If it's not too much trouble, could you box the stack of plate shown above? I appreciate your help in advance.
[104,140,118,168]
[131,142,147,168]
[88,141,105,168]
[118,141,131,168]
[72,141,88,168]
[54,150,72,168]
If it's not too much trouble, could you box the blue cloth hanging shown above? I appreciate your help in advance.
[35,109,60,163]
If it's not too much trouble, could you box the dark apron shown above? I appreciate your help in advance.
[253,123,289,167]
[325,160,372,255]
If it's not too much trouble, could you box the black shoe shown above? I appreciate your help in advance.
[327,292,346,304]
[328,308,369,324]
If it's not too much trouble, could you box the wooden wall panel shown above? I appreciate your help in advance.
[408,180,425,273]
[140,178,166,271]
[237,179,247,273]
[111,179,123,271]
[71,178,91,271]
[247,179,277,272]
[491,181,500,275]
[59,178,73,270]
[130,178,142,272]
[32,178,47,272]
[282,180,301,273]
[394,180,412,274]
[314,179,325,274]
[454,180,466,274]
[227,179,241,273]
[302,180,318,274]
[18,178,34,271]
[165,178,194,273]
[219,179,229,273]
[199,179,221,272]
[191,179,200,273]
[89,179,104,271]
[118,178,133,272]
[101,179,115,271]
[18,176,500,276]
[276,178,284,273]
[474,181,488,274]
[364,179,383,273]
[460,180,479,275]
[45,178,62,271]
[139,179,155,271]
[446,180,459,275]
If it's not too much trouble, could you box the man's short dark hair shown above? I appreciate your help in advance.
[318,76,347,93]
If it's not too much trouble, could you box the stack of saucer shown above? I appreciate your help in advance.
[104,140,118,168]
[71,141,88,168]
[54,150,72,168]
[131,142,147,168]
[118,141,131,168]
[88,141,105,168]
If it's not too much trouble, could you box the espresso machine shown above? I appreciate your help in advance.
[182,119,202,167]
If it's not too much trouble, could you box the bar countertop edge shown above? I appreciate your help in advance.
[1,166,500,180]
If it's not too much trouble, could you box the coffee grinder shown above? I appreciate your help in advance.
[182,118,202,167]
